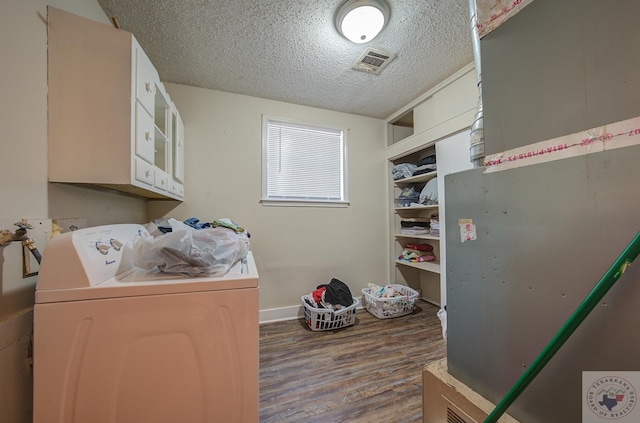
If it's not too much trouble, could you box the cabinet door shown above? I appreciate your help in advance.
[135,103,155,164]
[135,44,157,117]
[173,110,185,183]
[154,169,169,192]
[134,158,154,186]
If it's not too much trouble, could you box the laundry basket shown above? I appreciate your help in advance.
[302,296,359,331]
[361,284,418,319]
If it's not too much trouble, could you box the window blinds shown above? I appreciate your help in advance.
[265,120,345,202]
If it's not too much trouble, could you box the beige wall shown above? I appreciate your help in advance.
[0,1,470,419]
[0,1,144,421]
[148,84,389,312]
[0,0,145,322]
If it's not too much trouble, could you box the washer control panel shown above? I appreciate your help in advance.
[75,225,149,283]
[37,224,150,289]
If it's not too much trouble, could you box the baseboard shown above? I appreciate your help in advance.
[420,296,441,307]
[259,303,365,324]
[259,304,305,324]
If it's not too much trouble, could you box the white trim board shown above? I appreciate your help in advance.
[259,304,365,324]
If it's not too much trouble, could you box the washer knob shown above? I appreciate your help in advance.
[95,242,110,255]
[110,238,123,251]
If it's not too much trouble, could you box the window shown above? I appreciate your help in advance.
[261,116,348,206]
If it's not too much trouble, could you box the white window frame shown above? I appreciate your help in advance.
[261,115,349,207]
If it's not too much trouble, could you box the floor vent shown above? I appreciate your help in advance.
[352,47,396,74]
[447,407,469,423]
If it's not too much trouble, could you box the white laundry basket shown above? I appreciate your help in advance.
[361,284,418,319]
[302,296,359,331]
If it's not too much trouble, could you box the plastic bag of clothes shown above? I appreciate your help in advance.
[132,219,248,277]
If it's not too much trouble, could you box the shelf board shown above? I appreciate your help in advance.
[394,233,440,241]
[393,170,437,185]
[394,204,439,213]
[395,259,441,274]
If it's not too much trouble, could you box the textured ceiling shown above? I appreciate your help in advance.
[97,0,473,119]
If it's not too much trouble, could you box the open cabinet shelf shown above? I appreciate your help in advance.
[395,259,441,274]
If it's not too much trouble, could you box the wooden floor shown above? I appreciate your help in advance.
[259,300,446,423]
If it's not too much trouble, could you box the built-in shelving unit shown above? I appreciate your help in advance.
[384,62,478,308]
[389,139,441,305]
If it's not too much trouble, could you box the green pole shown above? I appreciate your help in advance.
[484,231,640,423]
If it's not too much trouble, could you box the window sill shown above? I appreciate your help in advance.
[260,199,350,208]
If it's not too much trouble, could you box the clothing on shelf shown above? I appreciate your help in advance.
[399,241,436,262]
[399,248,436,262]
[400,227,430,235]
[392,163,417,180]
[419,177,438,205]
[405,243,433,251]
[395,185,421,207]
[409,154,437,177]
[412,164,437,176]
[400,218,430,235]
[400,219,429,227]
[416,154,436,167]
[392,155,437,180]
[429,213,440,237]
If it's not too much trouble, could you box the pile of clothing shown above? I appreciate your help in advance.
[429,213,440,237]
[364,283,417,317]
[391,154,437,181]
[395,185,421,207]
[419,177,438,206]
[400,218,430,235]
[149,217,249,237]
[303,278,354,310]
[399,242,435,263]
[394,179,439,208]
[366,283,406,299]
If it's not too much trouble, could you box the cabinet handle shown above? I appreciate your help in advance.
[145,170,150,178]
[145,131,151,141]
[178,141,183,147]
[145,82,152,93]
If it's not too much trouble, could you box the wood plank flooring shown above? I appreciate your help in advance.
[259,300,446,423]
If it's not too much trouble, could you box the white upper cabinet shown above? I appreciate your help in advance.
[47,7,184,200]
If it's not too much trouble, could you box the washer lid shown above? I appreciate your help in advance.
[35,252,258,304]
[36,224,258,304]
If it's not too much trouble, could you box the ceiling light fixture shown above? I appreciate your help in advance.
[336,0,390,44]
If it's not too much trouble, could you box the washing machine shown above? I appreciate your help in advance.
[33,224,259,423]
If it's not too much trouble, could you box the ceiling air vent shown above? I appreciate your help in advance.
[352,47,395,74]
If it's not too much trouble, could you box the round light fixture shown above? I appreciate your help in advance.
[336,0,390,44]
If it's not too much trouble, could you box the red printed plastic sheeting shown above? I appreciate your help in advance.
[475,0,535,38]
[484,115,640,173]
